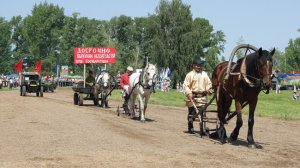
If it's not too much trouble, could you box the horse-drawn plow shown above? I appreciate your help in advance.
[189,44,275,147]
[116,62,157,123]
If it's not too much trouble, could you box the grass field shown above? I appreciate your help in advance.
[109,89,300,120]
[2,86,299,120]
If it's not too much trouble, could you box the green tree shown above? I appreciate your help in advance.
[10,16,31,71]
[284,33,300,73]
[109,15,137,74]
[146,0,194,83]
[60,14,108,75]
[193,18,225,74]
[0,17,12,74]
[22,2,64,71]
[272,49,285,73]
[144,0,225,85]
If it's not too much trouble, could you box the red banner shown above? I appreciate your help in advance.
[34,60,42,73]
[14,59,23,72]
[74,47,116,64]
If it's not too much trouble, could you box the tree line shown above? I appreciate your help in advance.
[0,0,299,86]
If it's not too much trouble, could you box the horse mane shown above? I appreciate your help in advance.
[146,64,157,71]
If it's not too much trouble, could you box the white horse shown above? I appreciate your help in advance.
[128,64,157,122]
[96,71,112,108]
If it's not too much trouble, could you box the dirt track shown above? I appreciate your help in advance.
[0,88,299,168]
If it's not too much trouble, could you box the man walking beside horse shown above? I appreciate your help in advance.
[183,58,213,134]
[120,66,134,112]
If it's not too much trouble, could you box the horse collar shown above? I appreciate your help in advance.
[240,56,259,87]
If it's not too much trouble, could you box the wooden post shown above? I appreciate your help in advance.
[83,64,86,88]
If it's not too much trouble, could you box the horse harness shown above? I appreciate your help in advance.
[138,68,157,90]
[127,68,157,98]
[222,55,271,97]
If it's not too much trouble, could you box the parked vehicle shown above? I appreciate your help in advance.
[42,79,57,92]
[20,72,43,97]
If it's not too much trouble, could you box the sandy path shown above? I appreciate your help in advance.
[0,88,299,167]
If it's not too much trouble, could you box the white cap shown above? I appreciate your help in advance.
[127,66,133,71]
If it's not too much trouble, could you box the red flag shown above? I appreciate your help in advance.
[34,60,42,73]
[14,59,23,72]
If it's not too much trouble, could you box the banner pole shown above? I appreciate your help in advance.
[83,64,86,88]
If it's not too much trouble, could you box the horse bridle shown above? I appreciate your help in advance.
[242,57,273,94]
[126,70,157,99]
[98,73,111,89]
[140,68,157,91]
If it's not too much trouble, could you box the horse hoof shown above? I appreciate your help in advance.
[248,143,262,149]
[228,136,237,143]
[140,120,145,123]
[248,144,256,149]
[220,138,227,144]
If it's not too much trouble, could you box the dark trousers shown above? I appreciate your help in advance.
[188,107,196,130]
[123,93,130,108]
[187,106,204,130]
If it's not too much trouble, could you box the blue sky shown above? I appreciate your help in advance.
[1,0,299,59]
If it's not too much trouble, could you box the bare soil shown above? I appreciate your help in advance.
[0,88,299,168]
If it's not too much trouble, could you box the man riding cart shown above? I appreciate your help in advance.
[72,69,99,106]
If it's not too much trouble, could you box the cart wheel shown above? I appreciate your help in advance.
[78,94,84,106]
[74,93,79,105]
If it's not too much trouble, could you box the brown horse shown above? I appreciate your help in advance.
[211,47,275,148]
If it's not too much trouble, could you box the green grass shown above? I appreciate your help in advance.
[3,86,298,120]
[110,89,300,120]
[255,91,300,120]
[109,89,187,107]
[0,87,17,91]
